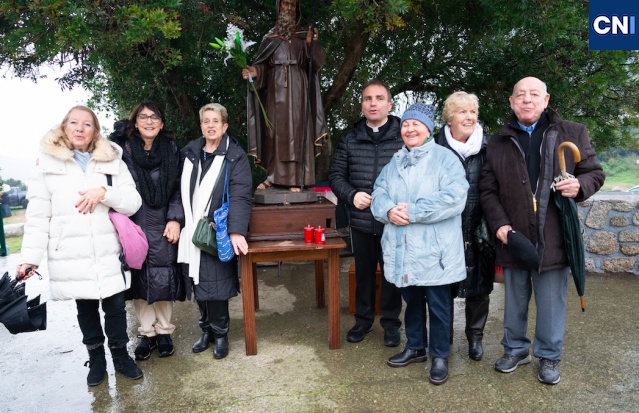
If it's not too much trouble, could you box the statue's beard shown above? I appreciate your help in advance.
[277,12,296,39]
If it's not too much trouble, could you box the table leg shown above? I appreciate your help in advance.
[327,249,341,349]
[315,260,325,309]
[252,262,259,311]
[240,254,257,355]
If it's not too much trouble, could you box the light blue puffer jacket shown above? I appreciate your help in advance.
[371,139,469,287]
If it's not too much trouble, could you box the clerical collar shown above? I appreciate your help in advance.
[366,118,388,133]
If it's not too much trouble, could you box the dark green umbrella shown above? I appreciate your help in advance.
[551,142,586,311]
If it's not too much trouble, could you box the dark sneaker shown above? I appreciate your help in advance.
[156,334,175,358]
[538,358,561,384]
[134,335,157,361]
[494,353,532,373]
[346,324,373,343]
[383,328,401,347]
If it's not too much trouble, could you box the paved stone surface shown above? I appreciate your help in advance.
[1,251,638,412]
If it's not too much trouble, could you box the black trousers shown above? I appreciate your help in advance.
[197,299,230,338]
[351,228,402,330]
[76,291,128,349]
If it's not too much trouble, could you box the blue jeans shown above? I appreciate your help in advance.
[401,284,451,358]
[76,291,129,349]
[502,267,569,360]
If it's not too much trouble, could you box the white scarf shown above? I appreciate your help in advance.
[444,123,483,160]
[177,149,226,285]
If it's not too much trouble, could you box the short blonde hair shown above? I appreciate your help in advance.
[59,105,102,152]
[199,103,228,124]
[442,92,479,124]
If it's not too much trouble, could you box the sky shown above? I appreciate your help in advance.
[0,66,114,185]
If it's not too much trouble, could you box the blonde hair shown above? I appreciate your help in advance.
[58,105,102,152]
[442,92,479,124]
[199,103,228,124]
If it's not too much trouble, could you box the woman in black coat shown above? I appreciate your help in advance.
[109,100,185,361]
[177,103,253,360]
[433,91,495,361]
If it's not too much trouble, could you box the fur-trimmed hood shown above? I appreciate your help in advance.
[40,128,122,163]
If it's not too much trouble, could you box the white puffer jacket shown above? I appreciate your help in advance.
[21,129,142,300]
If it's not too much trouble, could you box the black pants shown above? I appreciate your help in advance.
[197,300,230,338]
[351,228,402,330]
[76,291,128,349]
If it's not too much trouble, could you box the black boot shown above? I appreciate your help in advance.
[84,345,107,386]
[192,331,212,353]
[429,357,449,385]
[111,346,143,380]
[156,334,174,358]
[213,335,229,359]
[465,295,489,361]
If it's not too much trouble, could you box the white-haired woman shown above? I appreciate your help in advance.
[177,103,252,359]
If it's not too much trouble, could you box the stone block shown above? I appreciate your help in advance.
[587,232,618,255]
[585,257,596,272]
[609,216,629,227]
[621,245,639,256]
[612,201,634,212]
[601,258,635,273]
[633,213,639,226]
[619,230,639,242]
[585,200,611,229]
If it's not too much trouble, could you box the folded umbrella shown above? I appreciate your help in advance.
[551,141,586,312]
[0,294,47,334]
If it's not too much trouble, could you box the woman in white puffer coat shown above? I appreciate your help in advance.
[17,105,143,387]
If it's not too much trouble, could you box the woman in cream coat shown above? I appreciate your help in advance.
[17,105,143,386]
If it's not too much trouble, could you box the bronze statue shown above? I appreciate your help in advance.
[243,0,328,192]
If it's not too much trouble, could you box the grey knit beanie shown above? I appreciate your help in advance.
[401,102,435,133]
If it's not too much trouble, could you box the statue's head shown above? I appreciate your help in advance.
[276,0,300,38]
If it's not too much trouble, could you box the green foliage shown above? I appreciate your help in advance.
[1,0,638,182]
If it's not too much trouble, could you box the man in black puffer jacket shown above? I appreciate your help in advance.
[329,80,403,347]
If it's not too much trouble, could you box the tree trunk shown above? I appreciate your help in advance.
[317,19,370,182]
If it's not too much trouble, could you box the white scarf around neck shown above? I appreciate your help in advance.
[444,123,483,160]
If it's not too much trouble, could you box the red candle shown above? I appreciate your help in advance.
[304,224,314,243]
[314,225,326,244]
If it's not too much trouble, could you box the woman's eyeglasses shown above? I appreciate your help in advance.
[137,114,161,123]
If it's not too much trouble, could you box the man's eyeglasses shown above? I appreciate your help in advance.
[137,114,162,123]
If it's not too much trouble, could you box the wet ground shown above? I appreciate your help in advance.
[1,250,638,413]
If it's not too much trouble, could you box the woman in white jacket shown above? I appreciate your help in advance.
[17,105,144,386]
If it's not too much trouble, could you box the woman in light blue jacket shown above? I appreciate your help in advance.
[371,102,468,385]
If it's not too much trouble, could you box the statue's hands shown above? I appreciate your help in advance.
[242,66,257,80]
[306,27,318,45]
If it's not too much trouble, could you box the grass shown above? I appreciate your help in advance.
[2,208,25,254]
[599,151,639,191]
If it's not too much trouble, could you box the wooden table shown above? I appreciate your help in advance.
[239,236,346,356]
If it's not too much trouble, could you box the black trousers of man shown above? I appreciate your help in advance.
[351,228,402,330]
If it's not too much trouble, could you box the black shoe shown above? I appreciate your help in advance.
[85,346,107,386]
[429,357,449,385]
[383,328,401,347]
[494,353,532,373]
[346,324,373,343]
[387,347,428,367]
[134,335,157,361]
[468,339,483,361]
[111,347,143,380]
[192,331,211,353]
[156,334,175,358]
[213,335,229,359]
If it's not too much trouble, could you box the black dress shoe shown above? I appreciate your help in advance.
[346,324,373,343]
[213,335,229,359]
[383,328,401,347]
[192,331,211,353]
[429,357,449,385]
[468,339,483,361]
[387,347,428,367]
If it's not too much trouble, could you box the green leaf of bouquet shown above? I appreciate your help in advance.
[210,43,221,49]
[215,37,225,46]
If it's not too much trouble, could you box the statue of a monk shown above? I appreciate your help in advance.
[242,0,328,191]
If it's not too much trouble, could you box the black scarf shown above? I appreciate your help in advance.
[129,132,178,209]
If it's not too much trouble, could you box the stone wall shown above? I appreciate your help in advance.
[579,192,639,274]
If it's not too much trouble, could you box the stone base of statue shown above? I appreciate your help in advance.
[247,197,337,241]
[253,187,318,205]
